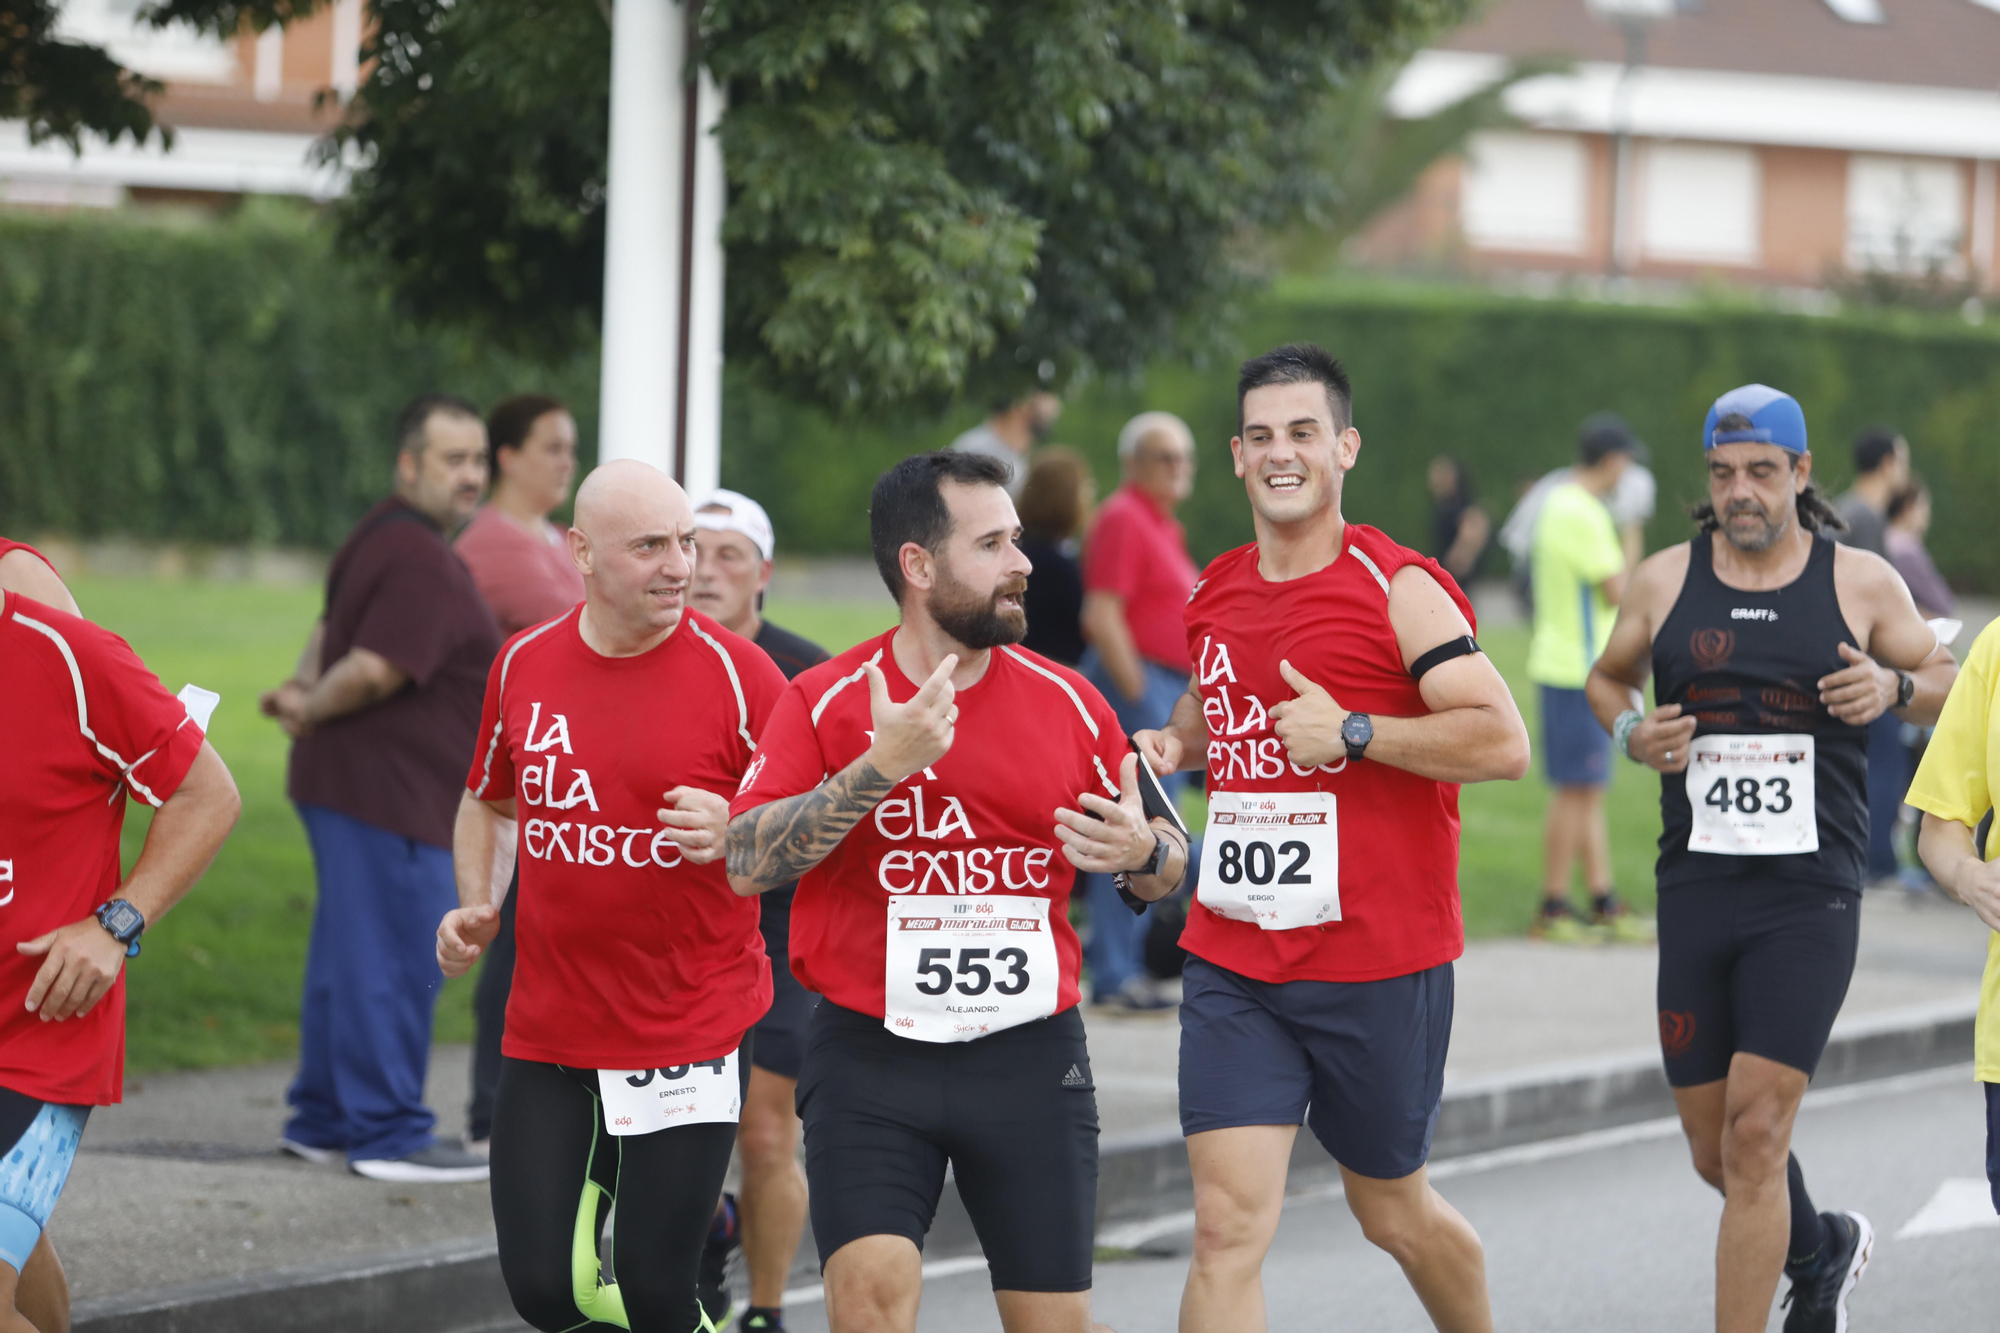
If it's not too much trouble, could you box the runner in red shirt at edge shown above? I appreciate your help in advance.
[437,460,787,1333]
[725,451,1191,1333]
[1134,345,1530,1333]
[0,576,241,1333]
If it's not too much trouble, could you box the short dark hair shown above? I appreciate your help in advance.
[1578,412,1638,467]
[870,451,1012,603]
[1886,481,1928,523]
[487,394,567,456]
[1852,427,1902,475]
[395,393,482,457]
[1237,343,1352,433]
[1017,446,1091,542]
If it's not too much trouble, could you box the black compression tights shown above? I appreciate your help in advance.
[489,1057,741,1332]
[1786,1153,1832,1268]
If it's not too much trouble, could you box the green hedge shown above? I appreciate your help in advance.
[0,205,598,548]
[9,209,2000,591]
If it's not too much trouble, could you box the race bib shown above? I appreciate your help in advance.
[596,1049,741,1136]
[1198,790,1339,930]
[884,895,1058,1042]
[1685,734,1817,856]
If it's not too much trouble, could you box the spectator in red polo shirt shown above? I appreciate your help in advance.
[1078,410,1200,1008]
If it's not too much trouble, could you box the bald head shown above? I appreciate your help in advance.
[568,460,700,652]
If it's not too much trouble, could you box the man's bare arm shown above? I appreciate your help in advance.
[726,758,898,895]
[1587,546,1695,772]
[1825,548,1957,727]
[1081,592,1148,702]
[1134,677,1206,778]
[1270,566,1528,784]
[0,549,79,615]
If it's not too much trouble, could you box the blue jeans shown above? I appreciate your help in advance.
[1865,711,1905,879]
[1077,651,1188,1000]
[286,803,458,1162]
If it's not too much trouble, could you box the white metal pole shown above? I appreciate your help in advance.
[679,64,727,501]
[598,0,687,476]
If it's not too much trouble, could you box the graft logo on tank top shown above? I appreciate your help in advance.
[1690,629,1735,671]
[515,701,685,869]
[1196,636,1344,783]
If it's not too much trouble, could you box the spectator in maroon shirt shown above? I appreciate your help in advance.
[1077,410,1199,1008]
[259,394,502,1183]
[451,394,587,1154]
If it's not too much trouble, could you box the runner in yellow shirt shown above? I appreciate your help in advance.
[1908,617,2000,1215]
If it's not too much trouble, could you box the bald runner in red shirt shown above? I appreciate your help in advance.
[726,451,1190,1333]
[1136,345,1530,1333]
[438,461,786,1333]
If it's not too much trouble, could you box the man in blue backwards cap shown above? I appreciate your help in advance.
[1583,385,1957,1332]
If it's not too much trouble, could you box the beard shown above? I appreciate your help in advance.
[929,560,1027,650]
[1719,499,1788,552]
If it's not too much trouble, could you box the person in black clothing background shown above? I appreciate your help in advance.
[1586,385,1955,1333]
[1015,446,1095,666]
[1427,454,1490,587]
[690,489,830,1333]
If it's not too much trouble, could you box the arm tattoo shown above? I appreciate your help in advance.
[726,757,898,886]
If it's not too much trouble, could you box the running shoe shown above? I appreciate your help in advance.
[741,1311,785,1332]
[699,1192,741,1330]
[277,1137,341,1166]
[348,1138,490,1183]
[1781,1209,1873,1333]
[1529,898,1592,943]
[1588,892,1657,943]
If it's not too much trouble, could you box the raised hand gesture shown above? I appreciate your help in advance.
[862,654,958,782]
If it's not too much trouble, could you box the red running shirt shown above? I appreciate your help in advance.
[0,592,206,1105]
[466,608,786,1069]
[730,632,1130,1023]
[0,539,58,573]
[1180,525,1476,984]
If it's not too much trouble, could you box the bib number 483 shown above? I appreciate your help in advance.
[913,946,1031,997]
[1701,776,1794,816]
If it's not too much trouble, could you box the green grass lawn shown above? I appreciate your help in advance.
[79,574,1655,1070]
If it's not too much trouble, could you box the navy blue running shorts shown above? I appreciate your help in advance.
[1178,955,1452,1181]
[751,889,819,1081]
[1540,685,1611,789]
[1985,1081,1998,1216]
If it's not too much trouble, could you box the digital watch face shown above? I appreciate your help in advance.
[101,901,142,939]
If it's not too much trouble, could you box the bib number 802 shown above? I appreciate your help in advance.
[1213,839,1312,887]
[1702,776,1793,816]
[914,947,1030,997]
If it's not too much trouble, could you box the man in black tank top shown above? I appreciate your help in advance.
[1585,385,1956,1333]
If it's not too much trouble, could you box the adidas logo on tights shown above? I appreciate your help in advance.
[1061,1064,1087,1088]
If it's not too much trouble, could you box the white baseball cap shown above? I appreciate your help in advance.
[695,489,775,561]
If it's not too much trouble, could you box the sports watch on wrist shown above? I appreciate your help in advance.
[1114,832,1170,897]
[1894,670,1916,709]
[95,899,145,957]
[1341,712,1374,761]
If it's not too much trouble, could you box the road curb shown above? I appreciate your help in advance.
[73,999,1976,1332]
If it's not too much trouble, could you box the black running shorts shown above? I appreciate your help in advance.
[1655,879,1860,1087]
[751,889,819,1081]
[797,1002,1098,1292]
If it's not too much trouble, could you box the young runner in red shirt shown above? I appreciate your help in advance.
[437,460,787,1333]
[726,452,1190,1333]
[1135,345,1530,1333]
[0,583,241,1333]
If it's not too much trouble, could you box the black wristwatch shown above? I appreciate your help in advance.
[1114,832,1170,897]
[1342,712,1374,761]
[95,899,145,957]
[1895,670,1916,709]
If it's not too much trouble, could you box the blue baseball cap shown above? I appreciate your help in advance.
[1703,384,1807,454]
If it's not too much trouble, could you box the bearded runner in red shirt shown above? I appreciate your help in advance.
[436,461,786,1333]
[0,586,241,1333]
[1135,345,1530,1333]
[726,451,1190,1333]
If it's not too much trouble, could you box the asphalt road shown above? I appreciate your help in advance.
[778,1066,1999,1333]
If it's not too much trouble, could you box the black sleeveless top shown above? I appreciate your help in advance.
[1651,533,1868,892]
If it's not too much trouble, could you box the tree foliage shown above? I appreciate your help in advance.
[327,0,1474,410]
[9,0,1471,410]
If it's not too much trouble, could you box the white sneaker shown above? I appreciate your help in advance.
[349,1140,491,1183]
[278,1137,341,1165]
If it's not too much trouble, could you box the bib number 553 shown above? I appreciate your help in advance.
[913,946,1030,997]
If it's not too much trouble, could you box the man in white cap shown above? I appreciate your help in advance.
[691,489,830,1333]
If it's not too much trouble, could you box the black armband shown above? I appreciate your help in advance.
[1409,635,1480,682]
